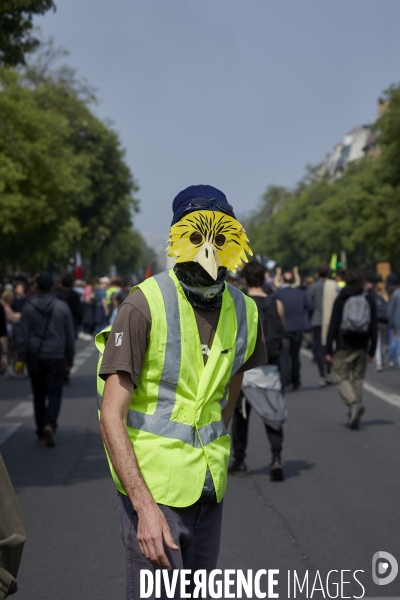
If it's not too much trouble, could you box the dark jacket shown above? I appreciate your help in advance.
[273,286,314,332]
[326,287,377,357]
[55,288,83,332]
[17,293,75,363]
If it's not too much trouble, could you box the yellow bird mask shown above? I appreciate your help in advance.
[167,210,253,281]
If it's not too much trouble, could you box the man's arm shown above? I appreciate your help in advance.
[222,372,244,428]
[293,266,301,287]
[272,267,282,291]
[99,371,178,569]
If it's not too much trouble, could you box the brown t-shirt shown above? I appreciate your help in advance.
[99,288,267,385]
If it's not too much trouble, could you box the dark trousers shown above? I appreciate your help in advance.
[312,326,331,378]
[29,358,65,437]
[117,491,223,600]
[232,398,283,461]
[280,331,302,388]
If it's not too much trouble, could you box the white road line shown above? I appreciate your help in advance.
[6,401,34,418]
[300,348,400,410]
[363,381,400,409]
[70,344,97,375]
[0,423,22,445]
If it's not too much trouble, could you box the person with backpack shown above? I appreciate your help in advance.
[229,261,287,480]
[16,274,75,447]
[326,269,377,429]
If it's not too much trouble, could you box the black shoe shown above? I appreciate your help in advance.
[228,459,247,476]
[292,382,301,392]
[44,424,56,447]
[270,457,284,481]
[348,404,365,429]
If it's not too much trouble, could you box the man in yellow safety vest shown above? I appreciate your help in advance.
[96,185,267,600]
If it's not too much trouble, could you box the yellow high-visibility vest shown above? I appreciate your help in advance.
[96,270,258,507]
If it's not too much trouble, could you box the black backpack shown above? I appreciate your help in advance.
[251,296,284,361]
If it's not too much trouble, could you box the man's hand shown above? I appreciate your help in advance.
[136,502,179,569]
[326,354,332,363]
[100,372,179,567]
[369,356,375,363]
[392,330,397,340]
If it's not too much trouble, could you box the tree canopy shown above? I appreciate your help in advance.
[0,0,55,66]
[0,63,151,276]
[246,86,400,273]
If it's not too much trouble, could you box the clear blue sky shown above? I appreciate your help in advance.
[36,0,400,246]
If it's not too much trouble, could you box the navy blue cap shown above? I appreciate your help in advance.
[171,185,235,226]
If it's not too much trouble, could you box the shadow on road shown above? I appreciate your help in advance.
[2,427,109,490]
[250,459,315,479]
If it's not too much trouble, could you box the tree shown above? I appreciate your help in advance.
[245,84,400,273]
[0,0,56,66]
[0,64,144,276]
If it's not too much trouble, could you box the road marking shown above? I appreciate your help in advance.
[363,381,400,409]
[300,348,400,410]
[70,344,97,375]
[0,423,22,445]
[6,401,34,418]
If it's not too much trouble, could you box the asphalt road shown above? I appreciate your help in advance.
[1,341,399,599]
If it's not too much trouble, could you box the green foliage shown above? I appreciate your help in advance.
[246,85,400,273]
[0,0,55,66]
[0,64,149,275]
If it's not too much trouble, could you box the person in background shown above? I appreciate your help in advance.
[1,291,21,338]
[94,277,110,335]
[55,274,83,337]
[109,292,124,325]
[273,266,301,291]
[388,278,400,368]
[229,261,287,480]
[273,271,314,391]
[0,302,8,374]
[17,274,75,447]
[105,277,121,307]
[11,282,26,314]
[308,265,338,387]
[79,279,96,341]
[326,269,377,429]
[335,269,347,290]
[374,281,389,371]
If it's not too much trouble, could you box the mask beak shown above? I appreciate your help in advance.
[193,242,220,282]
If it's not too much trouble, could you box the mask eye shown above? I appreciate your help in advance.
[190,232,203,245]
[214,234,226,247]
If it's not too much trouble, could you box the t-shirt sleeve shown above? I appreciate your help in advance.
[236,315,268,373]
[99,289,151,387]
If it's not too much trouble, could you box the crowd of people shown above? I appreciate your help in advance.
[226,262,400,480]
[0,272,139,447]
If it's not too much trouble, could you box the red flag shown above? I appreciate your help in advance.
[144,262,152,279]
[75,249,82,280]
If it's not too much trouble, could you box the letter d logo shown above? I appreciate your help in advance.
[372,551,398,586]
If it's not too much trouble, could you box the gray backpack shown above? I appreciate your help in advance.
[340,294,371,333]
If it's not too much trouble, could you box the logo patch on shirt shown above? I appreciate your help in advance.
[201,344,211,357]
[115,332,123,347]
